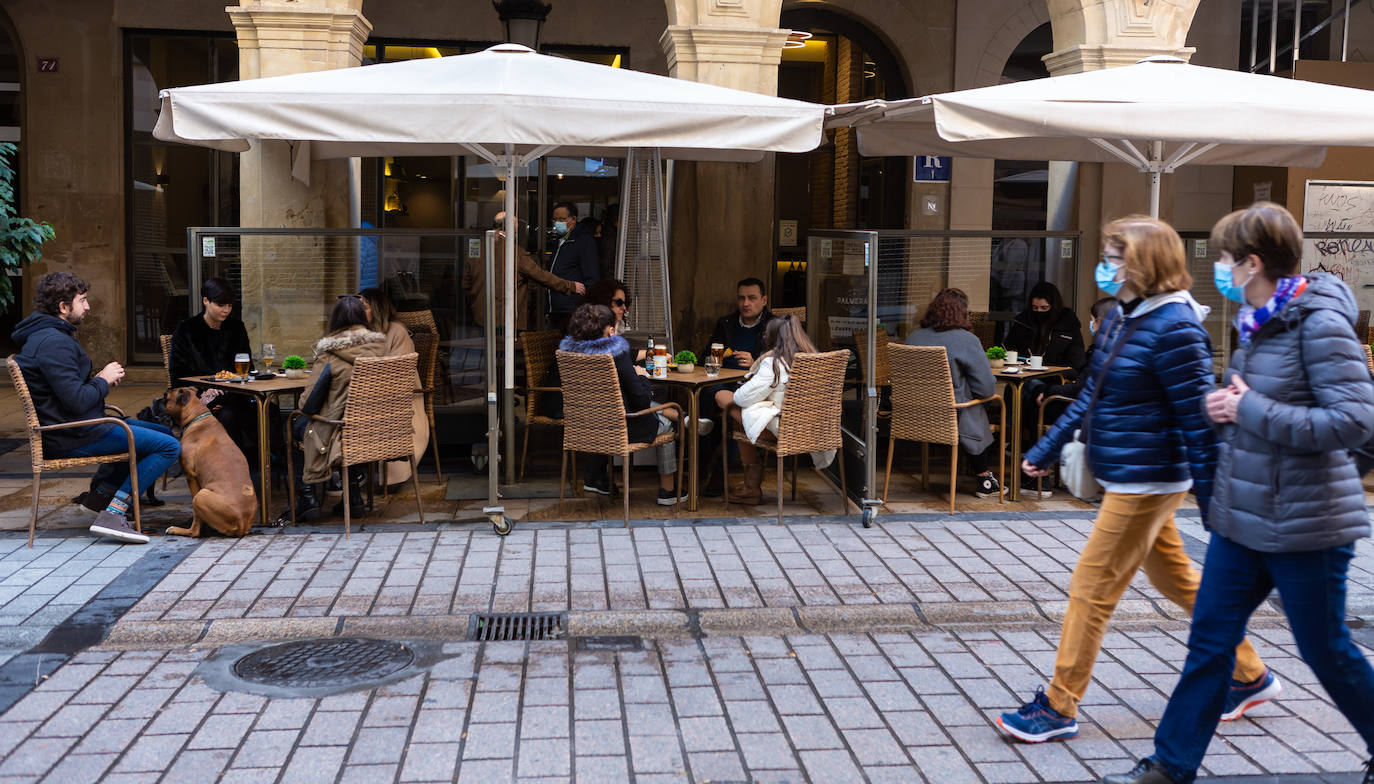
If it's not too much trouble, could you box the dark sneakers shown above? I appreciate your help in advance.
[583,474,613,496]
[1101,758,1179,784]
[89,511,149,544]
[996,688,1079,743]
[1221,668,1281,721]
[974,474,1006,499]
[656,484,689,506]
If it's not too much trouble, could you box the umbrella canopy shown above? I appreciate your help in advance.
[155,43,826,163]
[827,57,1374,215]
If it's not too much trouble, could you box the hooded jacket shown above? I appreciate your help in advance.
[11,312,113,454]
[1208,274,1374,552]
[1004,307,1086,375]
[1025,291,1218,518]
[301,326,388,483]
[558,334,658,444]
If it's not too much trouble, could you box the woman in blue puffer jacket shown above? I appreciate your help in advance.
[996,216,1268,745]
[1104,204,1374,784]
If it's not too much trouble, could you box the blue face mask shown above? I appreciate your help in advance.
[1095,258,1124,296]
[552,221,568,236]
[1089,320,1098,336]
[1213,260,1250,304]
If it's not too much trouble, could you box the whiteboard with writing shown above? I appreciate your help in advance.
[1302,180,1374,313]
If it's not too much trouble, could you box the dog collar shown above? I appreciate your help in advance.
[181,411,215,438]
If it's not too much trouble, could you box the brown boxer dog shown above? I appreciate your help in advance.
[163,387,256,537]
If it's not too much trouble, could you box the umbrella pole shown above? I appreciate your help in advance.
[1149,140,1163,219]
[504,153,518,487]
[483,229,501,520]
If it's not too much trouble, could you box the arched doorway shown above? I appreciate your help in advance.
[0,12,23,352]
[772,7,909,307]
[993,21,1051,232]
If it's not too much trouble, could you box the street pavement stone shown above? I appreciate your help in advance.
[0,514,1367,782]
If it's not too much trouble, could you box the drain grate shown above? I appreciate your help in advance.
[232,638,414,689]
[468,612,566,642]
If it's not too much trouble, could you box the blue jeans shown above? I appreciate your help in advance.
[1153,533,1374,783]
[63,419,180,500]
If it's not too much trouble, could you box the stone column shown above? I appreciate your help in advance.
[660,0,789,351]
[227,0,370,355]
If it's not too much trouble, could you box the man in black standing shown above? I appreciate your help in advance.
[547,201,600,332]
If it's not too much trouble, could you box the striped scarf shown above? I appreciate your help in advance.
[1238,275,1308,346]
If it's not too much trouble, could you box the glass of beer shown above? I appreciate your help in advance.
[710,343,725,364]
[261,343,276,370]
[234,352,251,377]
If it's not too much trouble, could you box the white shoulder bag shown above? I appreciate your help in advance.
[1055,314,1141,501]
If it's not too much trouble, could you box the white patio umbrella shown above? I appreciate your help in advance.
[154,43,829,531]
[827,56,1374,217]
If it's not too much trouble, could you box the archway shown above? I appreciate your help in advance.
[0,9,23,352]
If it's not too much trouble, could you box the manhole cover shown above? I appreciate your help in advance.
[232,638,414,689]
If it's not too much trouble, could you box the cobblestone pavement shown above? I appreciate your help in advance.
[0,513,1368,784]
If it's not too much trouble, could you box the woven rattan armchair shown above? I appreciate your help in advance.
[286,353,425,537]
[853,327,891,418]
[771,306,806,324]
[885,343,1005,513]
[159,334,173,387]
[969,312,997,351]
[409,330,443,483]
[722,349,850,524]
[555,350,682,527]
[396,309,449,404]
[7,357,142,547]
[519,330,569,482]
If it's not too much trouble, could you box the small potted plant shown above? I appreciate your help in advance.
[674,349,697,373]
[986,345,1006,369]
[281,355,307,379]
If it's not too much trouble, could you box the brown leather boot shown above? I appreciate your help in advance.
[731,463,764,505]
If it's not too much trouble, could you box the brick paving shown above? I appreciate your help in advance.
[0,513,1367,783]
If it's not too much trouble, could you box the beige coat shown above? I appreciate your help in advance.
[462,236,578,330]
[380,320,430,485]
[302,327,388,483]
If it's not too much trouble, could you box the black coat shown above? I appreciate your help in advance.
[1004,308,1086,376]
[11,312,113,454]
[558,334,658,444]
[548,224,601,315]
[169,313,252,381]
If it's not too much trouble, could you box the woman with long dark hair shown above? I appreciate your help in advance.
[1005,281,1085,372]
[1103,204,1374,784]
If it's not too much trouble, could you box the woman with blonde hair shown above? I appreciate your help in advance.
[358,286,429,489]
[997,216,1269,745]
[714,314,831,504]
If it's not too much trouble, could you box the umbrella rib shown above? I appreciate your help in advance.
[1165,142,1219,172]
[519,144,560,166]
[459,144,502,165]
[1087,137,1149,170]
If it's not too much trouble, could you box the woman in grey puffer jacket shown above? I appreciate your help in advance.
[1105,203,1374,784]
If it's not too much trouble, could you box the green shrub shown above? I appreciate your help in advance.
[281,355,307,370]
[674,349,697,365]
[986,346,1006,360]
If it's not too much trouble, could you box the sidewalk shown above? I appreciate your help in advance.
[0,511,1368,783]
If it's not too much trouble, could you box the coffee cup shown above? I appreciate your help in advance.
[1004,350,1018,364]
[1028,355,1044,369]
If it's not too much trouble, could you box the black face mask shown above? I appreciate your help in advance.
[1029,310,1051,322]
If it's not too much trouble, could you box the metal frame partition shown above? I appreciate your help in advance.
[806,229,1083,523]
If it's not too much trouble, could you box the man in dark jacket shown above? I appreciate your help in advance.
[547,201,601,330]
[702,277,773,370]
[12,273,178,544]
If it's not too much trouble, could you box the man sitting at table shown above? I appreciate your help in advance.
[169,277,256,457]
[699,277,774,496]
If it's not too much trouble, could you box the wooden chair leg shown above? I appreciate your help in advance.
[883,435,896,502]
[28,471,41,548]
[343,463,352,539]
[997,405,1006,506]
[287,426,297,527]
[558,450,567,514]
[722,423,731,507]
[622,454,631,529]
[776,452,784,525]
[837,448,847,514]
[921,442,930,489]
[408,455,425,523]
[949,445,959,515]
[428,399,443,484]
[519,423,531,482]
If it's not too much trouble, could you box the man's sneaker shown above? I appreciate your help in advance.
[1221,668,1281,721]
[1101,758,1179,784]
[89,511,149,545]
[583,475,612,496]
[974,474,1007,499]
[996,687,1078,743]
[1019,479,1053,500]
[73,488,114,515]
[657,484,689,506]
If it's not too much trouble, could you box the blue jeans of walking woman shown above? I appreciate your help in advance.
[63,419,180,499]
[1152,533,1374,783]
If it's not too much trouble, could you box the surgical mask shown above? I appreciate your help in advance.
[1094,258,1124,296]
[552,221,568,236]
[1089,320,1098,336]
[1213,260,1251,304]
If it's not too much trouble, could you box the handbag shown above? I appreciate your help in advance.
[1055,312,1143,500]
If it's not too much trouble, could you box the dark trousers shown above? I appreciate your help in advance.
[1152,533,1374,783]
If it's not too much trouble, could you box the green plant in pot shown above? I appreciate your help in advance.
[674,349,697,373]
[281,355,307,378]
[986,346,1007,368]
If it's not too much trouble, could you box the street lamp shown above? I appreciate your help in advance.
[492,0,552,51]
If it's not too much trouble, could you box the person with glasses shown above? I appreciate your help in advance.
[996,216,1270,745]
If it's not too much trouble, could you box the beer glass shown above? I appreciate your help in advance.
[234,353,251,377]
[261,343,276,369]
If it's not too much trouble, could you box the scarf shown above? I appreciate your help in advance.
[1238,275,1308,346]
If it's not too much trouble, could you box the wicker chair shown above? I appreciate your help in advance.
[519,330,569,481]
[159,334,174,387]
[772,306,807,325]
[286,353,425,537]
[7,357,142,547]
[555,350,682,527]
[722,349,850,524]
[1365,344,1374,375]
[396,309,448,403]
[409,330,443,483]
[969,312,997,351]
[884,343,1005,513]
[852,328,891,418]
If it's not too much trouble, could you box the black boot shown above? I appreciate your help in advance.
[331,467,369,518]
[276,483,322,525]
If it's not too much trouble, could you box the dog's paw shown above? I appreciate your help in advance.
[164,525,196,537]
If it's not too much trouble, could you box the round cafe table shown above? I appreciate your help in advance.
[991,362,1069,501]
[649,366,746,511]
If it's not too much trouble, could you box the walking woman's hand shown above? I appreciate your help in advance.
[1222,375,1250,422]
[1206,387,1237,423]
[1022,458,1051,478]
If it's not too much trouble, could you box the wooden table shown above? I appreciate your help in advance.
[993,363,1070,501]
[650,367,747,511]
[180,374,313,526]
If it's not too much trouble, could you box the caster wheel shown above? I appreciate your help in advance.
[861,507,875,529]
[491,515,512,536]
